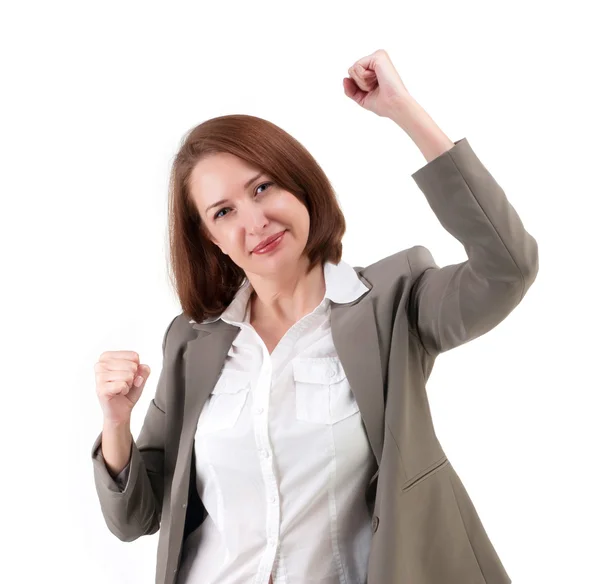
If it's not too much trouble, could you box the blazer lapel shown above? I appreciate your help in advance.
[180,322,241,461]
[330,295,384,467]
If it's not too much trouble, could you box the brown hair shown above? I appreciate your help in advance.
[167,114,346,325]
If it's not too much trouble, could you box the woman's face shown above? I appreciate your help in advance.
[189,152,310,278]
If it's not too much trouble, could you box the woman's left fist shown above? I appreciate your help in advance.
[343,49,412,118]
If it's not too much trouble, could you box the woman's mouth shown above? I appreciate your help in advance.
[252,230,286,254]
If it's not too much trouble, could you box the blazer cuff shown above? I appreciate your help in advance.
[91,431,136,496]
[410,137,467,183]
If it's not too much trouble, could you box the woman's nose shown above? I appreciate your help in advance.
[244,206,269,232]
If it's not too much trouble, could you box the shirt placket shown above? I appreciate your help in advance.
[248,302,328,584]
[252,346,280,583]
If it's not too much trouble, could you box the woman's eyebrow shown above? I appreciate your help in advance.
[205,172,264,215]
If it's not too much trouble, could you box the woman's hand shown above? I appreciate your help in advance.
[95,350,151,425]
[343,49,414,119]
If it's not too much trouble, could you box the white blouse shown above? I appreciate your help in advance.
[117,259,379,583]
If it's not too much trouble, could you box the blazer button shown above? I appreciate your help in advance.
[371,515,379,533]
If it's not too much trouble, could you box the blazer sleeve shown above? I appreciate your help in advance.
[406,137,539,356]
[90,315,178,542]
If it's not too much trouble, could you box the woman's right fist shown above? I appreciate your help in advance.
[95,351,151,424]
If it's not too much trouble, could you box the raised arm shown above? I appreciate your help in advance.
[405,136,538,356]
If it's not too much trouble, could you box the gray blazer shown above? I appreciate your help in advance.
[91,137,538,584]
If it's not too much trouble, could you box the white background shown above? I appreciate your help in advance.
[1,0,598,582]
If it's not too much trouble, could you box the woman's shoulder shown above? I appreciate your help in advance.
[354,245,431,291]
[161,312,199,354]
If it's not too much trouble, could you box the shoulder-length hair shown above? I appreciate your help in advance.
[167,114,346,324]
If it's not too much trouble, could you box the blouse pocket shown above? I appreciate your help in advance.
[197,369,250,435]
[292,356,359,425]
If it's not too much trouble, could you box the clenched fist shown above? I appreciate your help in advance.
[95,351,151,425]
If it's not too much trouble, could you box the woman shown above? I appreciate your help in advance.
[92,49,538,584]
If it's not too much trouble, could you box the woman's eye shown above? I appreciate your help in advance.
[214,182,273,220]
[256,181,272,195]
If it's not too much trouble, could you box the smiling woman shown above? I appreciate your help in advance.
[92,51,539,584]
[167,113,347,325]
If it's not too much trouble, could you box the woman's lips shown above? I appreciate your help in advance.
[252,230,286,254]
